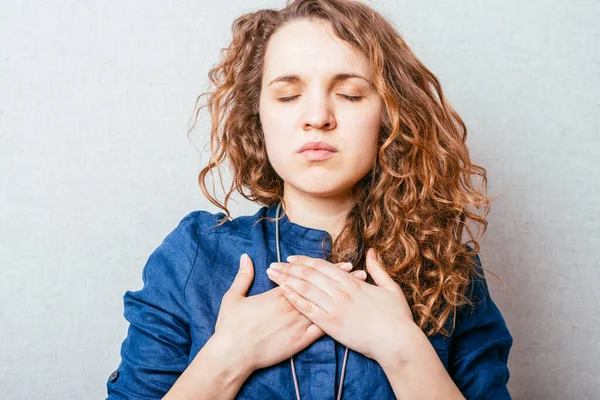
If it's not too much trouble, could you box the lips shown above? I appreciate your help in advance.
[297,141,338,153]
[298,149,336,161]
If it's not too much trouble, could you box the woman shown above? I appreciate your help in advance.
[106,0,513,399]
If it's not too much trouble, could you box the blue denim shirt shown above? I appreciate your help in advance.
[106,203,513,399]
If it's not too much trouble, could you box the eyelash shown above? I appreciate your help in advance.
[278,94,363,103]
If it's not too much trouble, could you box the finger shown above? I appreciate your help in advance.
[267,268,335,312]
[336,262,352,272]
[293,323,326,352]
[227,253,255,299]
[278,258,363,293]
[304,323,325,342]
[280,284,329,329]
[365,248,399,292]
[286,255,350,283]
[270,261,341,296]
[336,263,366,280]
[351,270,367,280]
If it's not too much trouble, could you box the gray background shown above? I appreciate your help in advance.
[1,0,598,398]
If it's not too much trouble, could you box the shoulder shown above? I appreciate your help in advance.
[162,207,267,262]
[450,247,512,347]
[166,208,239,244]
[140,210,230,274]
[152,210,225,262]
[135,209,246,290]
[176,206,266,240]
[459,246,490,308]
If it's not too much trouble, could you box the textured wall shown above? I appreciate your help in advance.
[1,0,598,398]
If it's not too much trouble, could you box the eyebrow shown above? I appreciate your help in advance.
[267,73,371,87]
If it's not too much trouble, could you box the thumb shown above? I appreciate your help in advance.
[365,248,398,291]
[228,253,255,299]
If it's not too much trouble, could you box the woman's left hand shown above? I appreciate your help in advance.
[266,247,420,363]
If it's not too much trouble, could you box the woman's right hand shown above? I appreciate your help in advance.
[212,253,367,372]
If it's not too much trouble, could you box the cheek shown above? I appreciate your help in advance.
[261,118,292,175]
[264,138,287,170]
[348,112,380,161]
[353,135,378,173]
[260,103,293,143]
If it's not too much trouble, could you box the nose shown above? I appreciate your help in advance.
[301,93,337,132]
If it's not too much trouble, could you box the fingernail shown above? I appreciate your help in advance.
[339,262,353,271]
[353,270,367,279]
[287,255,298,262]
[240,253,248,268]
[269,262,282,270]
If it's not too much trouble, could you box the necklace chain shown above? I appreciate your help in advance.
[274,201,349,400]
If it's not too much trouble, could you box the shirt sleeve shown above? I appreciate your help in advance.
[448,253,514,400]
[106,212,201,399]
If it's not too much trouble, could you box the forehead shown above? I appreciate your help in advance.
[263,19,370,82]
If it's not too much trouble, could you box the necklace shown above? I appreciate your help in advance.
[274,201,349,400]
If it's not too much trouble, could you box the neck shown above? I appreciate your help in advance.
[282,184,354,242]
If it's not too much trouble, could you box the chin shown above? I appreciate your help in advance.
[299,181,357,197]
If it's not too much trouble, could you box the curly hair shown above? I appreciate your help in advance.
[188,0,497,337]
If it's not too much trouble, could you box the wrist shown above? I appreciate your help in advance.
[201,333,255,384]
[165,333,254,400]
[374,322,426,370]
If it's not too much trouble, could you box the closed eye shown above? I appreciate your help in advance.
[278,95,300,103]
[277,94,363,103]
[339,94,363,102]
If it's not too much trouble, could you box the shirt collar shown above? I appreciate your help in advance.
[264,202,333,253]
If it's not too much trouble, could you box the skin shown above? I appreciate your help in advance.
[259,18,383,241]
[257,18,464,399]
[166,18,465,400]
[165,256,368,400]
[266,249,465,399]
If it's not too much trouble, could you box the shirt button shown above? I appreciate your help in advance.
[108,370,119,383]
